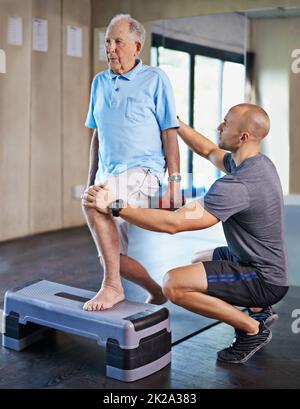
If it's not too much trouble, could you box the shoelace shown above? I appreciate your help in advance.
[249,307,273,321]
[250,311,270,321]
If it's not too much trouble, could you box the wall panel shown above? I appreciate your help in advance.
[0,0,31,241]
[30,0,62,234]
[62,0,91,227]
[289,20,300,194]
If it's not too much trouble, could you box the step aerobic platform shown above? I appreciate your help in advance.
[2,280,171,382]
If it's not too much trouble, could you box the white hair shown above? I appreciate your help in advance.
[106,14,146,48]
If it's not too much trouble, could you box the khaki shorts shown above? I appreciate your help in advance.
[97,167,160,256]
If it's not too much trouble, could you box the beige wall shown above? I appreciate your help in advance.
[0,0,91,241]
[289,22,300,194]
[250,17,300,195]
[250,18,290,194]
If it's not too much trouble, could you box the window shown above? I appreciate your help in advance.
[153,47,190,189]
[193,56,222,192]
[151,34,246,196]
[222,61,246,118]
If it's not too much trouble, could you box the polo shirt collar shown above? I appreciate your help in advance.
[109,59,143,81]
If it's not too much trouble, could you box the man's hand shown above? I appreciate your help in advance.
[81,184,116,215]
[159,183,185,210]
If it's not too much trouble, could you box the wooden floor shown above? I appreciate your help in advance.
[0,226,299,389]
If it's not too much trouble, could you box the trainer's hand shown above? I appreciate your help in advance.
[81,184,116,215]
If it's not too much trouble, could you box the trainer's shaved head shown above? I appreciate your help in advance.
[230,103,270,141]
[218,103,271,152]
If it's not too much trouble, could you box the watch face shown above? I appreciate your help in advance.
[111,199,124,217]
[168,175,181,182]
[118,199,125,208]
[109,199,122,209]
[112,208,120,217]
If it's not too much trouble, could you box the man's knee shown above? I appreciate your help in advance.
[82,205,100,223]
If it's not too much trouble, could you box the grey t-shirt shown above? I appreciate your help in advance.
[203,153,288,286]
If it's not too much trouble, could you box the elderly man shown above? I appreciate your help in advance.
[82,14,181,311]
[83,103,289,364]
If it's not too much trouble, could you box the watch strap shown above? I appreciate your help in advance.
[168,174,182,182]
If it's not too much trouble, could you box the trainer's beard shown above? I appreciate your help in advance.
[218,140,226,150]
[218,136,231,151]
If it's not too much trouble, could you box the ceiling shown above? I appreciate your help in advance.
[242,6,300,18]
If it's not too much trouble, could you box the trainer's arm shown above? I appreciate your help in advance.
[120,200,219,235]
[177,118,228,173]
[86,129,99,187]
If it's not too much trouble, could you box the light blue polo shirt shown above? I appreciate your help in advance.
[85,59,179,184]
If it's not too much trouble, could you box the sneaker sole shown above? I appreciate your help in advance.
[217,331,273,364]
[265,314,279,327]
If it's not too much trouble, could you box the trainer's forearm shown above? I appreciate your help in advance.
[177,118,217,159]
[86,129,99,187]
[120,205,178,234]
[119,200,216,234]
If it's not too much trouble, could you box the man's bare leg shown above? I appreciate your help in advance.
[82,207,125,311]
[162,262,260,334]
[120,255,167,305]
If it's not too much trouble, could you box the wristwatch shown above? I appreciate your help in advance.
[109,199,125,217]
[168,174,182,182]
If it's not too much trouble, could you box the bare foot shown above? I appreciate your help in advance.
[83,285,125,311]
[146,289,168,305]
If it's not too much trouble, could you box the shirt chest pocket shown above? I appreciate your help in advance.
[125,96,147,122]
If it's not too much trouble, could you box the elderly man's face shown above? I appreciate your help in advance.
[105,20,141,74]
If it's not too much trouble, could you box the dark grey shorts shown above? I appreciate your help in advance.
[202,246,289,308]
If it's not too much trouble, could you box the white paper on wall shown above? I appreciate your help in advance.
[32,18,48,52]
[98,31,107,61]
[67,26,83,58]
[0,49,6,74]
[7,16,23,46]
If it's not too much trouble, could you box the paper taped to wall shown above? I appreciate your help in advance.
[98,31,106,61]
[67,26,83,58]
[0,49,6,73]
[8,16,23,46]
[32,18,48,52]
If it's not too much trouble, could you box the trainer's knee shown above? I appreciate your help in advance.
[162,269,182,304]
[191,249,214,264]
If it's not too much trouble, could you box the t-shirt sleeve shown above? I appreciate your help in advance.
[85,76,97,129]
[204,176,250,222]
[223,152,236,173]
[154,69,179,131]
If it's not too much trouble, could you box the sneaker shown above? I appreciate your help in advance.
[248,306,279,327]
[217,321,272,364]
